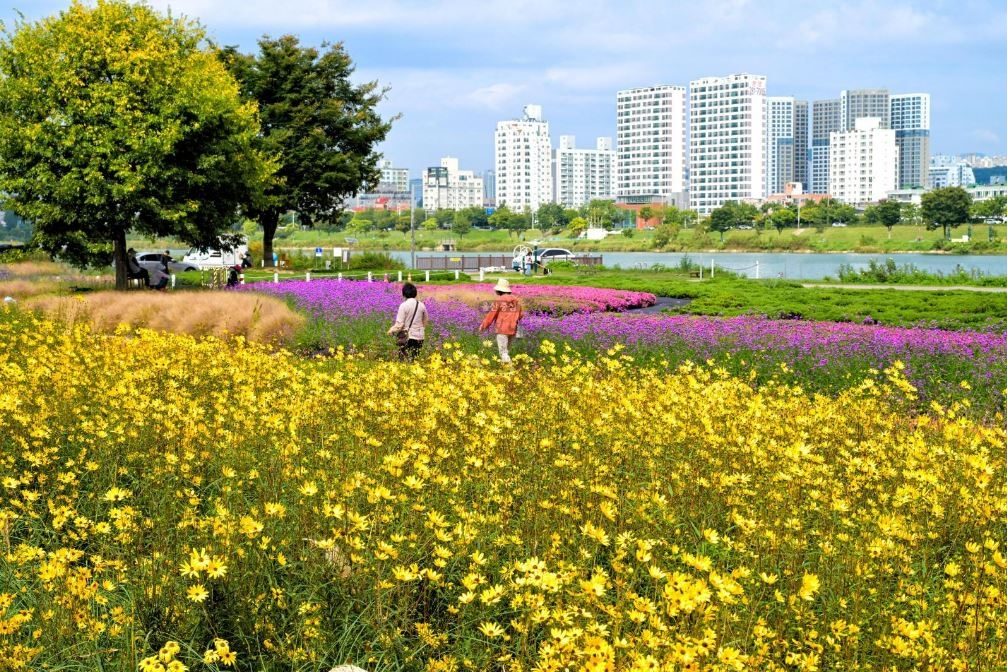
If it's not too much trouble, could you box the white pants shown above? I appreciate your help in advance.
[495,334,513,363]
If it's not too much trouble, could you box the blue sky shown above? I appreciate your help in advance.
[4,1,1005,177]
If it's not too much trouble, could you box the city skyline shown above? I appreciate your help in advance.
[5,0,1005,176]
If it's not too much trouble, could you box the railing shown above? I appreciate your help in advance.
[416,255,511,271]
[415,254,604,271]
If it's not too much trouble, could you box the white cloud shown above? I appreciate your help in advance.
[460,83,528,110]
[790,2,966,47]
[544,63,656,91]
[974,129,1001,145]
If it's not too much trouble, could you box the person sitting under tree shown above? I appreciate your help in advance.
[126,248,149,285]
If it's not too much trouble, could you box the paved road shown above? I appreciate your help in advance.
[627,297,691,313]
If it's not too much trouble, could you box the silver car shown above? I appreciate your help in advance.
[136,252,199,273]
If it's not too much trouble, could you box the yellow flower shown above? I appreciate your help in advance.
[179,560,199,578]
[186,584,209,603]
[264,502,286,518]
[206,557,228,579]
[798,573,820,601]
[478,621,506,639]
[239,516,263,538]
[159,640,181,662]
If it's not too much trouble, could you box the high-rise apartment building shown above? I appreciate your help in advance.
[829,117,898,206]
[890,93,931,189]
[793,100,809,190]
[813,89,895,195]
[422,157,484,211]
[689,73,767,214]
[766,97,799,196]
[377,159,409,193]
[841,89,890,131]
[553,136,617,208]
[494,104,553,213]
[482,169,496,206]
[615,85,687,207]
[810,98,841,194]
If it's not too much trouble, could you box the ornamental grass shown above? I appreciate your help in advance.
[24,291,304,344]
[3,305,1007,670]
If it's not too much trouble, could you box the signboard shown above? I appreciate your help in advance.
[315,246,323,257]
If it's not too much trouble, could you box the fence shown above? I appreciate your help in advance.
[416,254,604,271]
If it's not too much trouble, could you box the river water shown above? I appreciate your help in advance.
[391,250,1007,281]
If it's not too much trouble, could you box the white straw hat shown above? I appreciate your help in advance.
[493,278,512,293]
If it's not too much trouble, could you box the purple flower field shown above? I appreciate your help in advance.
[243,279,1007,414]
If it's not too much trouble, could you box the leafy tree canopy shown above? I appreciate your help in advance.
[921,186,972,239]
[0,0,271,287]
[220,35,395,266]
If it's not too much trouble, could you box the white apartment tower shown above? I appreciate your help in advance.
[829,117,898,206]
[689,73,767,214]
[793,100,809,190]
[377,159,409,193]
[615,85,687,207]
[553,136,617,208]
[766,97,798,196]
[494,105,553,213]
[422,157,484,211]
[891,93,931,189]
[813,89,894,196]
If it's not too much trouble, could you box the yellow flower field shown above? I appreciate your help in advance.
[2,306,1006,671]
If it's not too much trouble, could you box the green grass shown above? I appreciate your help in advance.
[252,223,1007,255]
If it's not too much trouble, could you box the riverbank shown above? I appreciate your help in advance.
[264,222,1007,256]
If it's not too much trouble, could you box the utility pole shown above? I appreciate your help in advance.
[409,184,416,270]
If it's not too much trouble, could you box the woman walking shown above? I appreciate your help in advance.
[478,278,523,363]
[388,282,428,361]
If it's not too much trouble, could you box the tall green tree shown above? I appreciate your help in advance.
[708,202,739,237]
[0,0,270,287]
[220,35,394,267]
[584,200,620,229]
[769,207,797,234]
[451,211,472,238]
[488,205,515,234]
[535,203,568,233]
[875,199,903,236]
[901,202,922,228]
[921,186,972,240]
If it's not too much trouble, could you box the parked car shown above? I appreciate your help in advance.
[135,251,199,273]
[182,238,249,269]
[536,248,576,263]
[511,247,576,271]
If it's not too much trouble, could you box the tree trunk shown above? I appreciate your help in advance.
[114,228,128,290]
[261,210,280,267]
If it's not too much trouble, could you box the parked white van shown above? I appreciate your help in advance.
[182,238,249,269]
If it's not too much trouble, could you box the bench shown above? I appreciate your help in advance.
[689,270,701,278]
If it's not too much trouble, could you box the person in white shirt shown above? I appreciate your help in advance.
[387,282,428,361]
